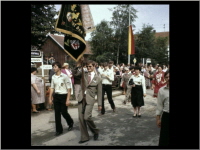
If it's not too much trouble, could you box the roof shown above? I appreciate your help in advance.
[48,34,92,55]
[154,32,169,38]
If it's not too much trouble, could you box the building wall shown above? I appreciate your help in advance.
[41,38,67,66]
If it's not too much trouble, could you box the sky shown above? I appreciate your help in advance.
[55,4,169,41]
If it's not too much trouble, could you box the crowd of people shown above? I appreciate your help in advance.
[31,58,169,146]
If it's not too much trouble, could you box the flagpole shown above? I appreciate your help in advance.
[128,5,130,65]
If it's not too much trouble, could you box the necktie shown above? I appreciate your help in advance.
[88,72,91,84]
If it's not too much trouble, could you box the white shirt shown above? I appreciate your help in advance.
[85,71,95,94]
[51,73,71,94]
[128,74,146,94]
[101,69,114,85]
[156,86,169,115]
[98,67,104,74]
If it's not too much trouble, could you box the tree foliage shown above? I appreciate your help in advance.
[89,20,115,63]
[135,24,156,60]
[31,4,58,49]
[135,24,169,65]
[89,4,138,64]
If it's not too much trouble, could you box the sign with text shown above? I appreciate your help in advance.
[146,58,151,63]
[31,50,41,58]
[40,65,52,69]
[31,58,42,62]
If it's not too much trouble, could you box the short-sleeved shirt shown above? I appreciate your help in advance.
[101,69,114,85]
[51,73,71,94]
[156,86,169,115]
[128,74,146,94]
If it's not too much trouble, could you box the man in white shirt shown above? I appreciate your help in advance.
[100,62,116,115]
[98,63,104,75]
[49,62,74,136]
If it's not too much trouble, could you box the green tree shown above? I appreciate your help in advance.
[31,4,58,49]
[153,36,169,65]
[89,20,115,63]
[135,24,169,65]
[109,4,138,64]
[135,24,156,62]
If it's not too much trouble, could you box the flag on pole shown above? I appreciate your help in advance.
[55,4,87,62]
[128,25,135,55]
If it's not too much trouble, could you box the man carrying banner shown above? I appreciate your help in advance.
[73,60,102,143]
[55,4,97,143]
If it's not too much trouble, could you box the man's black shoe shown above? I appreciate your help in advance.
[94,133,99,140]
[79,140,89,144]
[54,132,63,136]
[68,122,74,131]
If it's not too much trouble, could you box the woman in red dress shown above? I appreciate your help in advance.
[151,66,167,97]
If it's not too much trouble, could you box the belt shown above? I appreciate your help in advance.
[102,84,112,85]
[55,93,67,95]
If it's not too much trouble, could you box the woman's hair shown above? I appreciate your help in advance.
[164,70,169,77]
[52,62,62,69]
[31,67,38,73]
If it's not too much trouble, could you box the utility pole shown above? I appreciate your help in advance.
[128,5,130,65]
[116,8,121,65]
[164,24,165,32]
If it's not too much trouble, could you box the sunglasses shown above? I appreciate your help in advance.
[86,66,93,68]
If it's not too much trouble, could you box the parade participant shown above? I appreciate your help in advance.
[151,66,167,97]
[73,60,102,143]
[31,67,45,113]
[45,86,53,111]
[100,62,116,115]
[72,60,82,101]
[49,62,74,136]
[61,63,74,95]
[120,67,133,104]
[108,61,114,70]
[98,63,104,75]
[49,68,55,84]
[156,70,169,146]
[128,66,146,117]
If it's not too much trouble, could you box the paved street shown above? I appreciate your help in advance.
[31,89,160,146]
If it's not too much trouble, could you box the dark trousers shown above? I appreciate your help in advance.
[159,112,169,146]
[53,94,74,133]
[101,84,115,114]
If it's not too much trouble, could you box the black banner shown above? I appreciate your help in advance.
[55,4,86,61]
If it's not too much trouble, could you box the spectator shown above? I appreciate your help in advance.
[151,66,167,97]
[156,70,169,146]
[144,66,151,89]
[31,67,45,113]
[48,53,55,64]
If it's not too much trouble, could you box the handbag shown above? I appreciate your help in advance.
[129,78,134,85]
